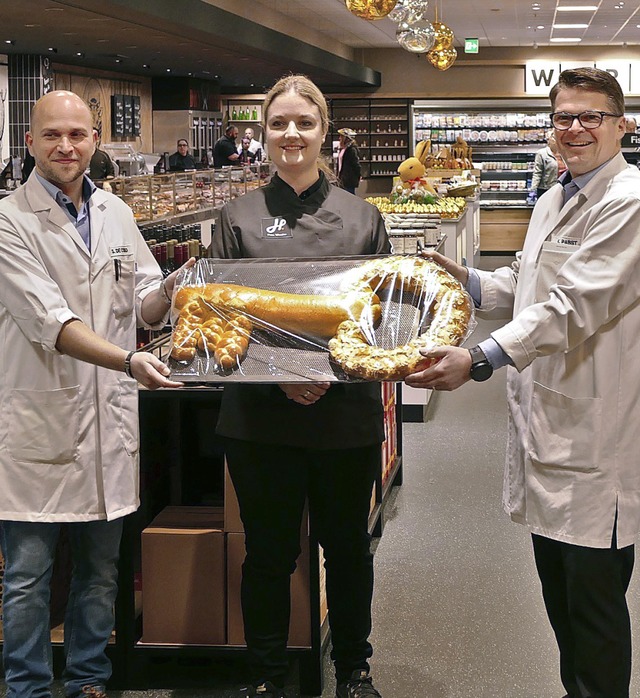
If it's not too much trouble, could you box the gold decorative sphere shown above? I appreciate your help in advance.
[432,21,454,51]
[427,46,458,71]
[345,0,399,20]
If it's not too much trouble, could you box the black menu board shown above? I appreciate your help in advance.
[111,94,124,136]
[132,96,141,136]
[123,95,133,136]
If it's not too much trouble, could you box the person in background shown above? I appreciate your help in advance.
[405,67,640,698]
[89,142,115,181]
[625,116,637,133]
[237,135,262,165]
[337,127,361,195]
[213,124,240,167]
[168,138,197,171]
[241,127,266,161]
[0,90,190,698]
[531,132,560,200]
[211,74,389,698]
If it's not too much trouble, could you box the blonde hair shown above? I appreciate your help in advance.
[262,74,335,181]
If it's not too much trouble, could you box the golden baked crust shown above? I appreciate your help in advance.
[169,256,472,379]
[329,256,472,381]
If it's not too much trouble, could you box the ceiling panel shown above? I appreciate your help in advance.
[1,0,640,93]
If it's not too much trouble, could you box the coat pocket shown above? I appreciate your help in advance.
[527,381,601,472]
[9,386,80,464]
[112,256,135,318]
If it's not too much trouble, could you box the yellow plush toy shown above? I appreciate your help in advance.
[393,140,438,200]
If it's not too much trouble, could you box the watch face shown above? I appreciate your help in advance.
[471,361,493,382]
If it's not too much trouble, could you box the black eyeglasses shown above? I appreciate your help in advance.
[550,110,623,130]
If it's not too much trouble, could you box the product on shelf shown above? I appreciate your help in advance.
[366,196,467,218]
[165,255,473,383]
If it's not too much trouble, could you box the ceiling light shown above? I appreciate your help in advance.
[75,52,84,57]
[115,58,122,63]
[48,47,57,52]
[537,24,545,29]
[4,40,14,45]
[553,23,588,27]
[166,68,171,72]
[556,5,597,10]
[550,37,582,41]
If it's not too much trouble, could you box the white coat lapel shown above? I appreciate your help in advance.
[24,174,91,259]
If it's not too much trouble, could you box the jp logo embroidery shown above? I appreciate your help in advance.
[261,217,292,238]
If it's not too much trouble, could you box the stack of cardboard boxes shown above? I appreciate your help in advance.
[140,467,320,647]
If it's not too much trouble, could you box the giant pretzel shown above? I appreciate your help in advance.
[169,255,472,380]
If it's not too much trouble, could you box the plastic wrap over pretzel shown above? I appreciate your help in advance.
[168,255,475,382]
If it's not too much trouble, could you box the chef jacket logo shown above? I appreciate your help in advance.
[262,217,292,239]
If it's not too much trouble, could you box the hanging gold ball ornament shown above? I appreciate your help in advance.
[427,46,458,71]
[431,21,454,51]
[345,0,399,20]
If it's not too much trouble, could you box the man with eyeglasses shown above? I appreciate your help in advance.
[405,67,640,697]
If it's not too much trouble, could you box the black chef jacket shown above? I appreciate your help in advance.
[211,172,391,450]
[169,152,197,171]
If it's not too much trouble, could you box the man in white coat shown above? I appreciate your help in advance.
[405,68,640,697]
[0,91,189,698]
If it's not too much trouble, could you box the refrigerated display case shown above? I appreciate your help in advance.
[411,100,554,252]
[109,164,272,223]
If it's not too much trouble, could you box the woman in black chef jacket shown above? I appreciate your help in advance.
[211,74,389,698]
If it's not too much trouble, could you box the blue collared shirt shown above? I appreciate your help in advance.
[558,160,608,204]
[35,171,96,251]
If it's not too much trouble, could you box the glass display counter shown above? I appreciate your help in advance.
[109,164,272,223]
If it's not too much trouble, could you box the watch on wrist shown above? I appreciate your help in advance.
[469,346,493,382]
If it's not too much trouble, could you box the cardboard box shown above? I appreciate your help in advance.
[141,507,226,645]
[227,532,312,648]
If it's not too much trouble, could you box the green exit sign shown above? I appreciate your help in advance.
[465,38,479,54]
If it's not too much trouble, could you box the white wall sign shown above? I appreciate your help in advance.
[526,60,640,96]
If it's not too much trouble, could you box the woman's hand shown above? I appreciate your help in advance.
[279,382,331,406]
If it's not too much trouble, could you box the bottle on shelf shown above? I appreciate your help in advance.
[232,106,237,120]
[251,106,258,120]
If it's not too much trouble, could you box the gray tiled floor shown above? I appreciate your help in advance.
[4,256,640,697]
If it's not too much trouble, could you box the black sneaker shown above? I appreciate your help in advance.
[237,681,287,697]
[335,670,382,698]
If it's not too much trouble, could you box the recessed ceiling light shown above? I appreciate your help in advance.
[48,46,57,52]
[143,64,150,69]
[4,40,14,45]
[553,23,588,27]
[556,5,597,10]
[75,52,84,57]
[550,37,582,42]
[115,58,122,63]
[166,68,171,72]
[537,25,545,29]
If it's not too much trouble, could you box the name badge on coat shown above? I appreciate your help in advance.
[261,217,292,239]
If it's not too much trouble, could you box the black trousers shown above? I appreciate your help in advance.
[224,437,380,687]
[532,534,635,698]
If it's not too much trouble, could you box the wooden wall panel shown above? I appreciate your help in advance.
[54,65,153,152]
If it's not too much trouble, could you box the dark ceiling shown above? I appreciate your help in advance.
[1,0,381,92]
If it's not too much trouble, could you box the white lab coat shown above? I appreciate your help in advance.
[0,174,165,522]
[477,153,640,548]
